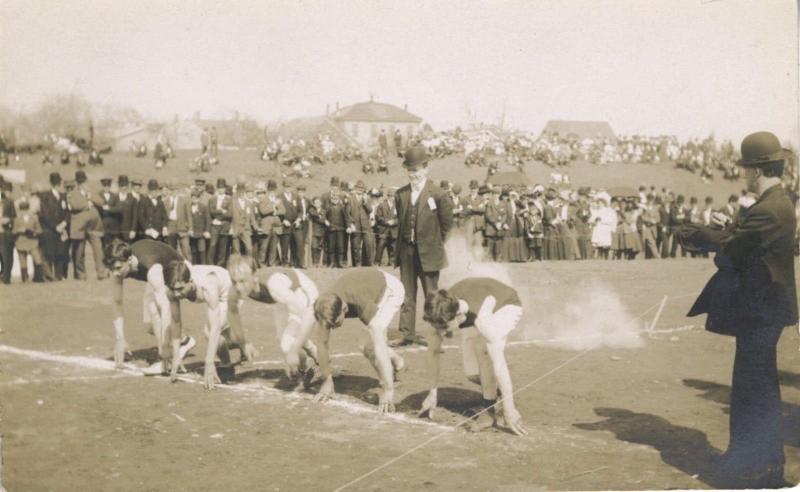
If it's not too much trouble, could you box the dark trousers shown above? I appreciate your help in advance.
[350,232,364,266]
[327,230,346,267]
[208,228,230,266]
[292,228,306,268]
[375,234,396,266]
[189,237,207,264]
[669,228,686,258]
[361,232,375,266]
[726,324,786,470]
[311,234,325,266]
[278,233,290,266]
[397,241,439,339]
[661,230,673,258]
[0,232,15,284]
[41,230,69,280]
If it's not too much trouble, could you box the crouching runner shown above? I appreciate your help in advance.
[310,268,406,414]
[421,277,528,436]
[226,254,320,380]
[105,238,196,372]
[162,260,254,388]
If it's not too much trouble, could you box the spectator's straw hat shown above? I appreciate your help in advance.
[737,131,790,167]
[255,182,267,193]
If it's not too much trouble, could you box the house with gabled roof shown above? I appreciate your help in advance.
[329,98,423,148]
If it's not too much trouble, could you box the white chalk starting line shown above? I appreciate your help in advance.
[0,343,450,431]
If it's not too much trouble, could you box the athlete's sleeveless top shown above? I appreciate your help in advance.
[129,239,184,282]
[249,267,302,304]
[448,277,521,329]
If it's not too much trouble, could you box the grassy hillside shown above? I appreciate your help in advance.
[5,149,745,203]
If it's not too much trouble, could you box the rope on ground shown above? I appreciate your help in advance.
[330,347,593,492]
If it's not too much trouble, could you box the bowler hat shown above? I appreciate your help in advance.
[738,131,789,167]
[451,184,462,194]
[100,178,112,186]
[216,178,227,188]
[131,179,143,187]
[118,175,129,187]
[469,179,479,190]
[75,170,87,184]
[147,179,159,191]
[477,185,490,195]
[439,180,449,189]
[330,176,340,187]
[402,145,429,169]
[267,180,277,191]
[49,172,62,186]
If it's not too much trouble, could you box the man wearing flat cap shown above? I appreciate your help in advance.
[678,131,797,488]
[38,172,70,280]
[391,144,453,347]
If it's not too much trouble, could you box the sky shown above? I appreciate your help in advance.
[1,0,797,144]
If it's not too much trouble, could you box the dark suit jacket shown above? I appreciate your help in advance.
[137,196,167,232]
[394,180,453,271]
[118,193,139,236]
[681,185,797,334]
[38,190,67,233]
[95,191,122,235]
[1,196,17,232]
[279,193,299,231]
[346,195,371,233]
[208,193,232,234]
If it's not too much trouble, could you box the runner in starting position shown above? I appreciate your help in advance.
[310,268,406,414]
[105,239,196,372]
[162,260,254,388]
[421,277,528,436]
[226,254,320,380]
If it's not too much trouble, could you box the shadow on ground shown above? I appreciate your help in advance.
[574,407,724,488]
[683,378,800,449]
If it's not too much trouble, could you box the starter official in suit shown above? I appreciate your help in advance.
[391,145,453,347]
[679,132,797,488]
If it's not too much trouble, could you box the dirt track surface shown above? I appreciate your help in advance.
[1,259,799,491]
